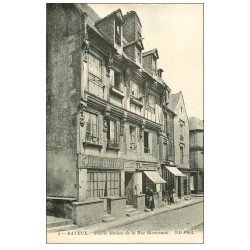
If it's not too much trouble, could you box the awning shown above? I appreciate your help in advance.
[165,166,185,177]
[143,171,166,184]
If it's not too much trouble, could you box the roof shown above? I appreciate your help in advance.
[95,9,123,25]
[189,117,204,130]
[74,3,103,38]
[170,92,181,110]
[142,48,159,59]
[123,11,142,26]
[75,4,129,47]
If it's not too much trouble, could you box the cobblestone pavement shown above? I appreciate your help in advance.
[113,202,204,232]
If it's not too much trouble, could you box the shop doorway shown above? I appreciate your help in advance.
[125,172,134,205]
[178,176,182,198]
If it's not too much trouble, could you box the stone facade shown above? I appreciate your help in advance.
[168,91,191,199]
[46,3,190,223]
[189,117,204,194]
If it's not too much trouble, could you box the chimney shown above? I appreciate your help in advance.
[157,68,163,78]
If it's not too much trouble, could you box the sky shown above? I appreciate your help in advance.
[89,4,203,120]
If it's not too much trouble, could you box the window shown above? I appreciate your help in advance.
[130,81,139,98]
[144,131,152,154]
[163,143,167,161]
[86,113,99,144]
[135,45,141,64]
[129,126,137,151]
[152,58,156,74]
[169,141,174,157]
[130,103,141,115]
[88,54,103,98]
[180,124,183,136]
[107,120,118,149]
[163,114,167,132]
[180,146,184,164]
[115,21,121,46]
[114,71,121,91]
[148,94,156,114]
[144,131,150,153]
[87,171,120,198]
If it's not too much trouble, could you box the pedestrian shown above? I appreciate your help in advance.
[145,187,155,211]
[167,189,172,205]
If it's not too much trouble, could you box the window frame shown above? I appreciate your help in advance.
[88,53,103,98]
[180,146,184,164]
[115,20,121,46]
[129,126,137,151]
[107,119,119,149]
[85,112,99,144]
[87,170,120,199]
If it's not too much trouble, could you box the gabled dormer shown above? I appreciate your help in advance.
[123,11,144,65]
[142,49,159,76]
[95,9,124,51]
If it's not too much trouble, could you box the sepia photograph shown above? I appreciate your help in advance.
[46,2,204,243]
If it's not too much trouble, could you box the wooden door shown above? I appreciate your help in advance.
[125,172,134,205]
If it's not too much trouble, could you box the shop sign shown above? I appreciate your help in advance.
[78,155,124,170]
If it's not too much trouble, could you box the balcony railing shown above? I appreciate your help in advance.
[85,132,99,144]
[107,139,119,150]
[164,155,174,162]
[130,143,137,151]
[144,146,150,154]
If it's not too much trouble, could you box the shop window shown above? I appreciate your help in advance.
[180,146,184,164]
[107,120,119,149]
[129,126,137,151]
[86,113,99,144]
[142,172,156,193]
[88,54,103,98]
[115,21,121,46]
[87,171,120,198]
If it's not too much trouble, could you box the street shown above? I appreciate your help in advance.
[112,202,204,233]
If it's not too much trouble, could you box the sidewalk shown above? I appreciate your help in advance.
[47,196,203,235]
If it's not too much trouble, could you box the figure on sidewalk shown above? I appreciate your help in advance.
[145,187,155,211]
[167,188,175,205]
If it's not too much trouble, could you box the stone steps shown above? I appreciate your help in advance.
[126,210,143,217]
[47,224,78,233]
[102,214,117,223]
[47,218,74,228]
[126,207,137,213]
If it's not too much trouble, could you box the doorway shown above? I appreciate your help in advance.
[178,176,182,198]
[125,172,134,205]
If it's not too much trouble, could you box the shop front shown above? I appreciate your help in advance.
[163,166,186,200]
[74,154,126,225]
[190,169,204,194]
[124,162,166,209]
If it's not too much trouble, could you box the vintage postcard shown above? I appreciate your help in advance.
[46,2,204,243]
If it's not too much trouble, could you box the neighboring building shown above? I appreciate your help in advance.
[47,3,176,226]
[189,117,204,194]
[168,91,190,199]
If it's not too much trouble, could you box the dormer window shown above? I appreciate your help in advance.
[152,58,156,75]
[115,20,121,46]
[135,45,142,64]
